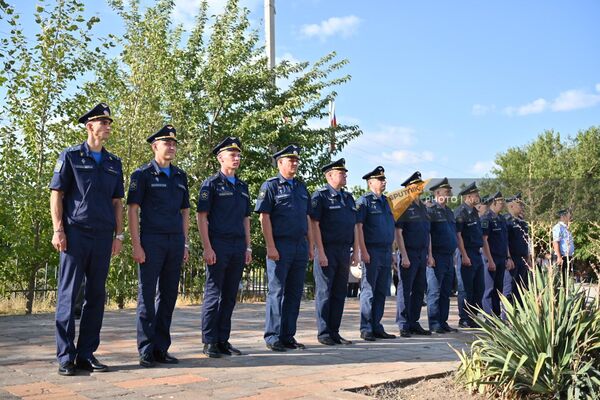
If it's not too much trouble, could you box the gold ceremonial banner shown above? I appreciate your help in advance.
[386,179,430,221]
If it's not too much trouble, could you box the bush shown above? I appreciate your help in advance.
[454,267,600,399]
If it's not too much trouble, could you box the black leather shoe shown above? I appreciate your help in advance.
[332,336,352,345]
[58,361,76,376]
[203,343,221,358]
[318,336,336,346]
[283,338,306,349]
[360,331,376,341]
[374,331,396,339]
[433,326,446,334]
[442,325,458,333]
[266,341,287,352]
[218,341,242,355]
[139,353,155,368]
[410,325,432,336]
[75,356,108,372]
[458,320,471,328]
[400,329,412,338]
[154,350,178,364]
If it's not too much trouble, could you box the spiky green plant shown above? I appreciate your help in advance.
[454,267,600,399]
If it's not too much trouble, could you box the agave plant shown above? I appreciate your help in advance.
[454,266,600,399]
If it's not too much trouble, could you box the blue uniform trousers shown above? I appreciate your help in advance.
[55,227,112,364]
[202,237,245,344]
[264,238,308,345]
[509,256,529,305]
[482,256,506,317]
[360,245,391,334]
[456,247,485,324]
[137,233,184,356]
[426,252,455,330]
[396,247,427,330]
[313,243,351,339]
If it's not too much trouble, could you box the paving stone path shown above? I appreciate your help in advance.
[0,298,474,399]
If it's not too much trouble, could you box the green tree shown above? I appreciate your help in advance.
[0,0,100,313]
[493,127,600,274]
[71,0,361,305]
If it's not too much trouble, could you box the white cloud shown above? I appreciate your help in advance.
[472,104,495,116]
[300,15,361,41]
[500,84,600,117]
[471,160,498,175]
[381,150,434,164]
[504,98,548,116]
[550,89,600,112]
[172,0,260,29]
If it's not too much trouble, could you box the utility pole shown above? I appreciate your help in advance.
[265,0,275,70]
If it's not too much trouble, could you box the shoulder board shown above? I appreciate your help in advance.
[66,144,82,152]
[267,176,278,182]
[140,163,153,171]
[105,151,121,161]
[318,186,329,192]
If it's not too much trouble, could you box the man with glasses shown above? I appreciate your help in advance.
[197,137,252,358]
[256,145,314,351]
[356,166,396,341]
[310,158,358,346]
[128,125,190,367]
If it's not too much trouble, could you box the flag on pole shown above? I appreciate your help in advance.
[329,100,337,128]
[386,179,430,221]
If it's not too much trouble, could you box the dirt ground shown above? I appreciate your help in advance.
[354,373,485,400]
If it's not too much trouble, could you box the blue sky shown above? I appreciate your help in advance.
[9,0,600,188]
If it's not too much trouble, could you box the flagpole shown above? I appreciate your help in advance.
[265,0,275,71]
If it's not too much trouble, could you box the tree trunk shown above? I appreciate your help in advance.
[25,267,38,314]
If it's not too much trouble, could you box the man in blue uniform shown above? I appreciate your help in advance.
[310,158,358,346]
[50,103,124,376]
[505,193,530,304]
[481,192,514,317]
[454,182,484,328]
[425,178,458,334]
[197,137,252,358]
[256,145,314,351]
[356,166,396,341]
[127,125,190,367]
[395,171,432,337]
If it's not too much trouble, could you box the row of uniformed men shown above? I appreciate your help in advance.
[49,102,532,377]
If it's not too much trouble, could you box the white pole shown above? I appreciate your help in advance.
[265,0,275,70]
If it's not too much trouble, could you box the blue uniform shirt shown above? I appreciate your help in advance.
[481,210,509,258]
[309,184,357,246]
[356,192,395,246]
[505,214,529,257]
[49,142,124,232]
[552,221,575,257]
[127,160,190,234]
[395,200,430,250]
[454,203,483,249]
[254,173,310,240]
[196,171,251,240]
[427,202,457,254]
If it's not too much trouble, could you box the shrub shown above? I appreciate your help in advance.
[454,267,600,399]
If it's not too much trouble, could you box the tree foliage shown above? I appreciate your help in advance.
[0,0,361,311]
[492,127,600,274]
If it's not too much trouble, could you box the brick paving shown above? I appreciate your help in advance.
[0,298,474,399]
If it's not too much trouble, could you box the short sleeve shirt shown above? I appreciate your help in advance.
[49,142,124,232]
